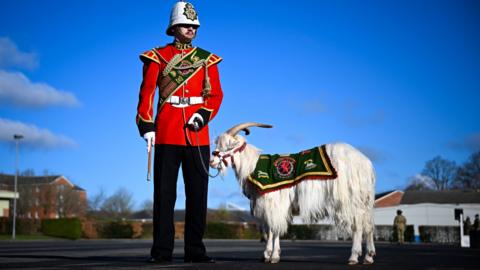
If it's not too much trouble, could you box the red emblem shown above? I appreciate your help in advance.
[273,157,296,179]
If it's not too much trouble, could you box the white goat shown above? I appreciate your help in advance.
[210,122,376,265]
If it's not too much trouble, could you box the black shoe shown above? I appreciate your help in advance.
[184,255,215,263]
[147,256,172,264]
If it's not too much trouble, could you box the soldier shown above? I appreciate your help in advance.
[463,216,472,235]
[136,1,223,263]
[393,209,407,244]
[474,214,480,231]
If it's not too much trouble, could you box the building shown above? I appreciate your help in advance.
[374,190,480,238]
[0,174,87,219]
[291,189,480,232]
[0,190,19,217]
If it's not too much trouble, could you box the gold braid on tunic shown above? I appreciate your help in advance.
[162,41,212,98]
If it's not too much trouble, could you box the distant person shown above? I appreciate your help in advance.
[394,209,407,244]
[463,216,472,235]
[474,214,480,231]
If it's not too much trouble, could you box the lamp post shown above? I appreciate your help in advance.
[12,134,23,240]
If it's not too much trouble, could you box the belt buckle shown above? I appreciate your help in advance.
[178,97,189,105]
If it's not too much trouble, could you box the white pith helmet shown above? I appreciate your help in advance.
[166,1,200,36]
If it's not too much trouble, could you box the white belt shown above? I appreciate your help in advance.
[165,96,204,108]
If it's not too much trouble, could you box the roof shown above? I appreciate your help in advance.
[0,173,61,185]
[401,191,480,204]
[375,190,404,208]
[375,190,397,200]
[73,185,86,191]
[0,173,85,192]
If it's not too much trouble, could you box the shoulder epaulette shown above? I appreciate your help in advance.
[207,53,222,67]
[139,47,167,64]
[139,49,160,64]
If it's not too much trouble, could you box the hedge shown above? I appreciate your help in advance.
[286,225,317,240]
[391,225,415,242]
[0,218,42,235]
[204,222,260,239]
[419,226,460,243]
[99,221,133,238]
[42,218,82,240]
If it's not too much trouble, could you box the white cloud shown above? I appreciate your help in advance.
[0,37,38,70]
[407,174,435,190]
[0,70,80,107]
[0,118,77,149]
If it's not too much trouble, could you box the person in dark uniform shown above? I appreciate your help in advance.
[136,1,223,263]
[474,214,480,231]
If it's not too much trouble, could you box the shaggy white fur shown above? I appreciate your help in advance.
[211,132,376,265]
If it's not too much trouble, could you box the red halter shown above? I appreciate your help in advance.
[212,142,247,167]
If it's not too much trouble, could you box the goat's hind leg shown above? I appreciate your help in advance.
[363,228,376,264]
[348,224,363,265]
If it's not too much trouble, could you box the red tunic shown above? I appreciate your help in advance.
[136,44,223,146]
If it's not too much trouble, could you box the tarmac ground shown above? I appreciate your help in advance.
[0,239,479,269]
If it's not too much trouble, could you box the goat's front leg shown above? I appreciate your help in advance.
[270,232,281,263]
[263,229,273,262]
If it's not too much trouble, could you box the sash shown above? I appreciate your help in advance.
[155,47,212,107]
[247,145,338,194]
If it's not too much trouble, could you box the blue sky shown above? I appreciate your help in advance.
[1,0,479,210]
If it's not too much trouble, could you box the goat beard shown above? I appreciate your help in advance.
[210,159,230,176]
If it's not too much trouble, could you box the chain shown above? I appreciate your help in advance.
[194,130,221,178]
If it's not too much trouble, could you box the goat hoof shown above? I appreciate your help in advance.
[348,260,358,265]
[261,256,271,263]
[363,256,374,264]
[363,259,374,264]
[270,257,280,264]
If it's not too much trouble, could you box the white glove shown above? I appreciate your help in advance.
[187,113,204,131]
[143,131,155,152]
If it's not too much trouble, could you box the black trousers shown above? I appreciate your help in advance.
[151,144,210,258]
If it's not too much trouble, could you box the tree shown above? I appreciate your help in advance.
[405,174,434,191]
[140,199,153,212]
[101,187,135,219]
[16,184,34,217]
[20,169,35,176]
[88,188,106,212]
[421,156,457,190]
[453,151,480,191]
[57,185,84,218]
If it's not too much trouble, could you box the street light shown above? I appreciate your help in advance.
[12,134,23,240]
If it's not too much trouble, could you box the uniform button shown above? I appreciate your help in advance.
[186,90,189,93]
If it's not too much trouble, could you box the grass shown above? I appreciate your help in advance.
[0,234,63,240]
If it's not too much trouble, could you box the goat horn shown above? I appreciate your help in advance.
[226,122,273,137]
